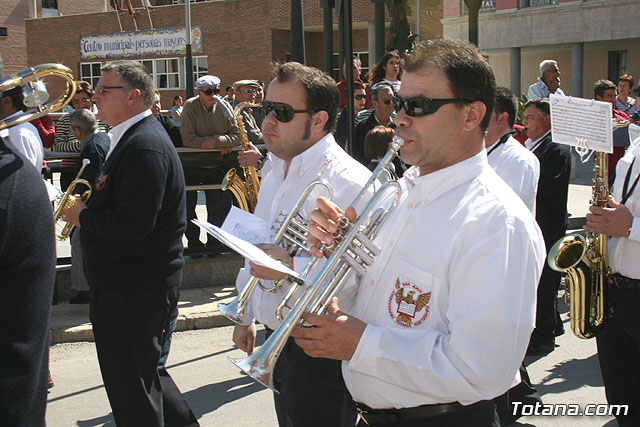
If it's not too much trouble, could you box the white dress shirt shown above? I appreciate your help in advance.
[526,80,565,100]
[237,133,373,329]
[609,140,640,279]
[1,111,43,170]
[487,135,540,213]
[342,152,545,409]
[105,109,152,160]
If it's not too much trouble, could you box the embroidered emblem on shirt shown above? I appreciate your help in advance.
[388,278,431,328]
[95,172,108,191]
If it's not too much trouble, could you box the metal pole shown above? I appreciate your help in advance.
[416,0,421,43]
[321,0,334,76]
[185,0,194,99]
[374,0,385,62]
[290,0,306,64]
[343,0,354,158]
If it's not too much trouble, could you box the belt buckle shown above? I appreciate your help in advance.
[357,408,370,426]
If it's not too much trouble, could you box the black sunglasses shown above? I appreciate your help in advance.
[354,94,366,100]
[262,100,316,123]
[392,94,472,117]
[201,88,221,96]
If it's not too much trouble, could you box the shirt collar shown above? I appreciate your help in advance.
[525,129,550,151]
[269,132,334,181]
[402,151,489,204]
[105,109,151,159]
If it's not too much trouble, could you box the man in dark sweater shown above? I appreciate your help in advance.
[0,136,55,427]
[63,60,198,426]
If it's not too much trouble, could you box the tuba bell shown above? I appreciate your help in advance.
[0,63,77,130]
[222,102,262,212]
[52,159,92,240]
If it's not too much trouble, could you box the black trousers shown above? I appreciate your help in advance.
[596,285,640,427]
[183,166,232,248]
[355,401,499,427]
[493,363,542,426]
[90,286,198,427]
[530,227,566,345]
[272,337,358,427]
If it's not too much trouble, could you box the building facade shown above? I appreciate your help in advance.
[443,0,640,98]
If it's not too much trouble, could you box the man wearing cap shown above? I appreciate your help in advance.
[181,75,240,255]
[232,79,263,146]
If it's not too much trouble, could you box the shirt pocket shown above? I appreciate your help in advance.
[382,259,443,329]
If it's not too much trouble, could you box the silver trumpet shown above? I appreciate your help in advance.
[230,136,404,391]
[218,179,332,324]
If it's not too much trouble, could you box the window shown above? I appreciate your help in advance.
[42,0,58,8]
[0,28,7,37]
[608,50,628,83]
[155,58,181,89]
[80,62,102,88]
[331,52,370,82]
[190,56,208,80]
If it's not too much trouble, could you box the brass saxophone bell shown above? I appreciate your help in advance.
[548,232,587,272]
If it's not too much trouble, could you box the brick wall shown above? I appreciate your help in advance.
[443,0,461,17]
[0,0,35,75]
[58,0,102,16]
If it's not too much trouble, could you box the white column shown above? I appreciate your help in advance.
[510,47,521,96]
[571,42,583,98]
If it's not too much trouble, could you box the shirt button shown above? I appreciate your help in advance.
[370,279,375,285]
[423,199,428,204]
[388,241,393,247]
[407,203,413,209]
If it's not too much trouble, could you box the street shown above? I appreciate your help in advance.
[47,297,620,427]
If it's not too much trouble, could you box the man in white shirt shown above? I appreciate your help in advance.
[585,140,640,427]
[485,87,540,213]
[231,62,372,427]
[299,39,545,426]
[486,87,542,425]
[0,86,43,171]
[527,59,565,100]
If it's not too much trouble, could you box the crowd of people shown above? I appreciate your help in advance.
[0,38,639,427]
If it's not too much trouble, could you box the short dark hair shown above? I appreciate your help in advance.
[69,108,98,134]
[494,87,518,128]
[352,81,364,91]
[101,60,155,108]
[404,39,496,131]
[619,74,634,89]
[1,87,25,111]
[225,85,233,91]
[524,98,550,116]
[270,61,339,133]
[594,79,617,99]
[364,125,394,161]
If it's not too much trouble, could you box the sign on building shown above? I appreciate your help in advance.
[80,26,203,60]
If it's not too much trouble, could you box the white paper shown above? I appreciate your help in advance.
[220,206,271,244]
[549,94,613,153]
[629,124,640,147]
[192,219,303,280]
[44,179,62,202]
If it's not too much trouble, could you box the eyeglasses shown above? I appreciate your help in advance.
[242,88,257,93]
[262,100,316,123]
[72,97,92,104]
[94,86,129,95]
[391,95,472,117]
[354,94,366,101]
[201,88,221,96]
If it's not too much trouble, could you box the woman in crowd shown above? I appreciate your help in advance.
[369,50,402,93]
[171,95,183,128]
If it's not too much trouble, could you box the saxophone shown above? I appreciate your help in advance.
[548,151,610,339]
[222,102,261,212]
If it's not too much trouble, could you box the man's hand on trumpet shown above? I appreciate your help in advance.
[248,243,292,281]
[62,199,86,228]
[291,297,366,361]
[307,196,357,258]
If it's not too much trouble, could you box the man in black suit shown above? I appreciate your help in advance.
[63,60,198,426]
[352,82,395,165]
[522,98,572,356]
[0,136,55,427]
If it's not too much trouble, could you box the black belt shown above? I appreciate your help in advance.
[612,273,640,289]
[355,400,484,425]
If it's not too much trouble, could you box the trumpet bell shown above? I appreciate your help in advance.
[218,298,243,323]
[548,231,587,272]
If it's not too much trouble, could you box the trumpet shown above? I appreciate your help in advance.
[0,63,76,131]
[218,157,333,324]
[230,137,404,391]
[53,159,92,240]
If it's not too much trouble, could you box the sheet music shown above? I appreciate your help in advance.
[221,206,271,244]
[549,94,613,153]
[192,219,303,280]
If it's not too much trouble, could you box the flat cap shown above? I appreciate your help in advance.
[233,79,260,92]
[195,75,221,90]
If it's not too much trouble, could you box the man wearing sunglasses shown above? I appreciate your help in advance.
[333,81,368,150]
[231,62,372,427]
[181,75,240,256]
[351,83,395,164]
[298,39,546,426]
[231,79,263,146]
